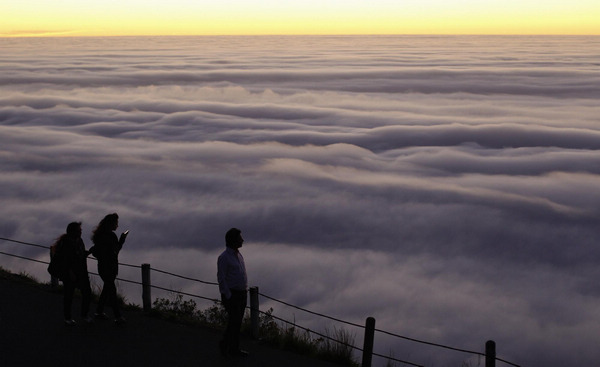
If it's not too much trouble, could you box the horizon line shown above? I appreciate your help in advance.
[2,33,599,38]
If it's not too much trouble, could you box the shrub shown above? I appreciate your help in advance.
[151,292,358,366]
[152,293,202,322]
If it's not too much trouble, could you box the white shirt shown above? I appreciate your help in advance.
[217,247,248,299]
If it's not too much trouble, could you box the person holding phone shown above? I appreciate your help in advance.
[89,213,128,324]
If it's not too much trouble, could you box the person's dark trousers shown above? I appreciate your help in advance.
[63,275,92,319]
[97,274,121,318]
[221,290,247,354]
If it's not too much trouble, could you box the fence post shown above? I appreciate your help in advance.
[250,286,260,339]
[486,340,496,367]
[362,317,376,367]
[141,263,151,312]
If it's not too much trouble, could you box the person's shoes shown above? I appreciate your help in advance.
[94,312,108,320]
[114,317,127,325]
[64,319,76,326]
[83,316,94,324]
[218,341,227,357]
[230,350,249,357]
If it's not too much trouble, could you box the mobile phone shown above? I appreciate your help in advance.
[123,230,130,235]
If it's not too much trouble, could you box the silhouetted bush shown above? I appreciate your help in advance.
[152,292,358,366]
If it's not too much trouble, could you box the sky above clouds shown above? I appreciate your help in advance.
[1,35,600,367]
[1,0,600,36]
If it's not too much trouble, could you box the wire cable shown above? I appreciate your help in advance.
[259,291,365,329]
[0,250,49,265]
[151,266,219,286]
[0,237,49,250]
[376,328,485,357]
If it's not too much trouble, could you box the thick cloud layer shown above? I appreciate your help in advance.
[1,35,599,367]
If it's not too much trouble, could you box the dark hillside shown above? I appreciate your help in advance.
[0,271,343,367]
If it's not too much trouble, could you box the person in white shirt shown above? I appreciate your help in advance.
[217,228,248,357]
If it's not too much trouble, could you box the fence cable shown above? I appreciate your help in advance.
[371,351,425,367]
[0,237,49,250]
[495,358,521,367]
[263,309,363,351]
[0,250,49,265]
[151,266,219,286]
[118,262,140,269]
[259,311,424,367]
[259,291,365,330]
[376,328,485,357]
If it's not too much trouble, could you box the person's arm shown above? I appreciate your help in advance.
[217,254,231,300]
[79,239,91,257]
[111,232,123,252]
[119,230,128,246]
[88,244,99,258]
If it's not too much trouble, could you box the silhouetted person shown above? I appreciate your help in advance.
[89,213,128,325]
[217,228,249,357]
[53,221,92,326]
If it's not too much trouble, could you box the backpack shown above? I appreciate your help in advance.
[47,241,67,280]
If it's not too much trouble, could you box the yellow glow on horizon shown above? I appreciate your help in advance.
[2,0,599,37]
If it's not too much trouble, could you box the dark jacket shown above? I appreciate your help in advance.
[90,231,122,278]
[58,236,89,281]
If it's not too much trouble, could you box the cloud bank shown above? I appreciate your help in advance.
[1,35,599,367]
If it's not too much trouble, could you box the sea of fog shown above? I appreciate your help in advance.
[1,35,599,367]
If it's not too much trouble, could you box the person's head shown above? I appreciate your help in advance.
[225,228,243,249]
[100,213,119,231]
[92,213,119,241]
[66,222,82,238]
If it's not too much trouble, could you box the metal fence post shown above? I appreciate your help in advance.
[362,317,376,367]
[141,263,151,312]
[486,340,496,367]
[250,286,260,339]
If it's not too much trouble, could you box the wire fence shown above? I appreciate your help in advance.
[0,236,521,367]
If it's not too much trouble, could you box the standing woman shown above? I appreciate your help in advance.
[54,221,93,326]
[90,213,128,324]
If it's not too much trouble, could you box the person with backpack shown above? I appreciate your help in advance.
[89,213,128,325]
[51,221,93,326]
